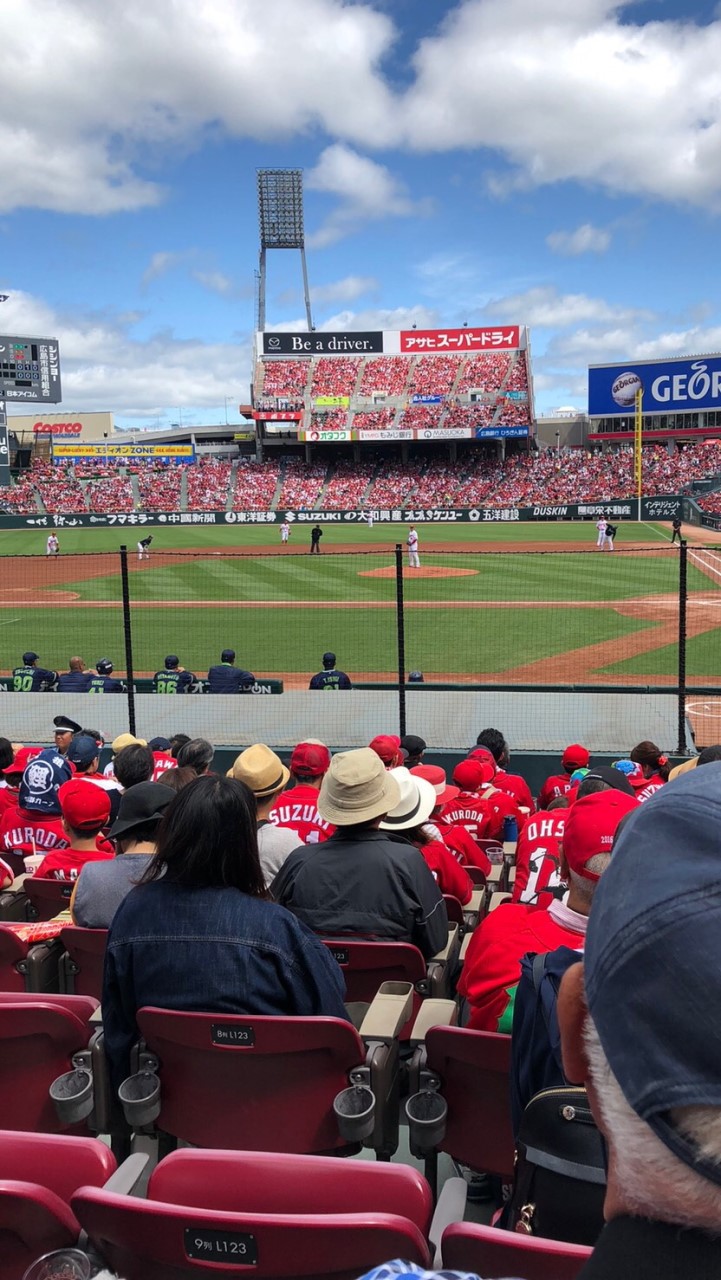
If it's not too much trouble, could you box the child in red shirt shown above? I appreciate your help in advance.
[35,778,114,881]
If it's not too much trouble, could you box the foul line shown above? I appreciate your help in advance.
[690,549,721,585]
[0,617,20,626]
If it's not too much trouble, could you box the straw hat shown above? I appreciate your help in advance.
[379,767,437,832]
[112,733,147,753]
[227,744,290,797]
[318,747,401,826]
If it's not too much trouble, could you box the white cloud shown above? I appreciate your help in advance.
[306,144,431,247]
[193,270,234,296]
[1,289,253,418]
[142,251,189,288]
[485,285,651,328]
[319,304,439,331]
[546,223,611,256]
[310,275,378,305]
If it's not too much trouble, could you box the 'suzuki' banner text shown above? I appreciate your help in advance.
[399,327,520,353]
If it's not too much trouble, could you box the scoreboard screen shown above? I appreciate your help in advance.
[0,335,61,402]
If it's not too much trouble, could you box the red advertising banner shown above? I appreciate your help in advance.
[399,326,520,353]
[252,410,302,421]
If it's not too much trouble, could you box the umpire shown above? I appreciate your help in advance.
[12,651,57,692]
[671,515,683,545]
[310,525,323,554]
[206,649,255,694]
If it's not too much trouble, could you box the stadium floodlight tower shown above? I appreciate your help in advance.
[257,168,314,331]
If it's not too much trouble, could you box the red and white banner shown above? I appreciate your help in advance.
[252,410,302,421]
[399,326,520,353]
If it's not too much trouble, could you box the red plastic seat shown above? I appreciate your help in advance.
[0,924,62,992]
[60,927,108,999]
[0,1129,116,1280]
[134,1007,396,1156]
[25,877,74,922]
[442,1221,592,1279]
[74,1149,432,1280]
[322,938,448,1038]
[0,993,99,1132]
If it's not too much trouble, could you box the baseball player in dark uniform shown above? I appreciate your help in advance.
[310,525,323,554]
[137,534,153,562]
[12,651,57,692]
[87,658,126,694]
[671,515,683,545]
[309,652,352,690]
[152,654,197,694]
[206,649,255,693]
[57,657,92,692]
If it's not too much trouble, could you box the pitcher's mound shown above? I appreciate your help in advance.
[359,565,478,579]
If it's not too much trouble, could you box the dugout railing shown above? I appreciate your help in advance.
[0,541,717,755]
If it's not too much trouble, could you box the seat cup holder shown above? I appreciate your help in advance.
[405,1089,448,1155]
[118,1069,161,1127]
[333,1084,376,1142]
[49,1068,94,1126]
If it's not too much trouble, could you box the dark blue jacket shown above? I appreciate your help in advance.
[152,668,195,694]
[102,880,348,1088]
[12,664,57,692]
[57,670,93,693]
[309,668,352,690]
[87,675,125,694]
[206,663,255,694]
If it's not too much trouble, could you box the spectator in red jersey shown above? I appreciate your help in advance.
[512,797,569,908]
[473,728,535,814]
[380,768,473,904]
[35,779,114,881]
[148,736,178,782]
[412,763,491,876]
[268,740,335,845]
[458,789,639,1032]
[369,734,406,769]
[538,743,591,810]
[0,746,41,818]
[629,740,671,802]
[442,759,520,843]
[0,749,73,867]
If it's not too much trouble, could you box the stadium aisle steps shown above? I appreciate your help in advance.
[226,459,239,510]
[179,468,189,512]
[129,471,142,509]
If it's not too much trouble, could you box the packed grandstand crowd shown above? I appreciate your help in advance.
[0,714,715,1276]
[1,439,721,516]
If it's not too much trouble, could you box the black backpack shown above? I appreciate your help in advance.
[505,1085,606,1245]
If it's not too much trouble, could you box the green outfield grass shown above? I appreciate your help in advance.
[0,520,716,682]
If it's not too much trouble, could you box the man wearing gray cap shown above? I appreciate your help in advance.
[558,764,721,1277]
[272,747,447,958]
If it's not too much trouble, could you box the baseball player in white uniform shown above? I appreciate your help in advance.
[595,517,607,548]
[407,525,420,568]
[280,521,290,546]
[46,533,60,557]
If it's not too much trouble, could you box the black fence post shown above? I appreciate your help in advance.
[119,546,136,736]
[395,543,407,739]
[677,539,688,755]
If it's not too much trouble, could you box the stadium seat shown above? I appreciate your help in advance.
[0,992,106,1133]
[120,1003,408,1158]
[24,876,75,921]
[59,927,108,999]
[322,937,457,1037]
[0,1129,118,1280]
[406,1025,514,1197]
[0,924,63,992]
[441,1221,593,1280]
[73,1149,434,1279]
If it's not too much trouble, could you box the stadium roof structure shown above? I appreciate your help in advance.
[257,168,313,332]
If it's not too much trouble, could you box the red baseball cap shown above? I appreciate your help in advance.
[411,764,459,807]
[562,790,639,880]
[562,743,590,770]
[290,741,331,778]
[369,735,406,768]
[453,759,494,791]
[58,778,111,830]
[467,747,496,774]
[6,746,42,776]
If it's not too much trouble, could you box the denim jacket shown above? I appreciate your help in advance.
[102,880,348,1088]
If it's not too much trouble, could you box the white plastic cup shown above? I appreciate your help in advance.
[22,1249,92,1280]
[23,854,44,874]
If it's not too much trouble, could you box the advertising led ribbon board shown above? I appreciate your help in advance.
[52,443,196,460]
[260,327,525,356]
[589,355,721,416]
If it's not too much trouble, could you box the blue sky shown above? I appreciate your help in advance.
[4,0,721,428]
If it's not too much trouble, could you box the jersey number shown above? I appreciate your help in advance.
[155,680,177,695]
[13,675,33,692]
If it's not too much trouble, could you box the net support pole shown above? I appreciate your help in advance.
[119,545,137,737]
[395,543,407,739]
[634,386,643,522]
[677,539,688,755]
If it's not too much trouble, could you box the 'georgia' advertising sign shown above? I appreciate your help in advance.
[589,355,721,416]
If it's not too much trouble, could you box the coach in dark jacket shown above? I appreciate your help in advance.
[57,657,92,693]
[272,748,448,958]
[206,649,255,693]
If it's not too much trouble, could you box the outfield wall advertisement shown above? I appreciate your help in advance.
[589,354,721,416]
[0,496,681,531]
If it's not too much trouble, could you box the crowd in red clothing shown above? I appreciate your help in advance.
[186,458,232,510]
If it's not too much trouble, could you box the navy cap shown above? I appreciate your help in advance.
[19,748,72,816]
[96,657,113,674]
[408,671,424,683]
[148,736,171,751]
[585,763,721,1185]
[221,649,235,663]
[66,734,100,770]
[23,651,39,664]
[165,655,179,669]
[322,652,336,667]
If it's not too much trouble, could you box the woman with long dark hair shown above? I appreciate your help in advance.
[629,740,670,802]
[102,775,347,1086]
